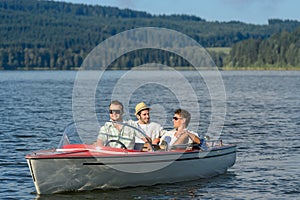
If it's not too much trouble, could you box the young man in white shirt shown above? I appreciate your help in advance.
[160,108,201,150]
[134,102,165,150]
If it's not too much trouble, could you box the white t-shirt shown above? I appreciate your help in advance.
[135,121,165,143]
[160,129,199,147]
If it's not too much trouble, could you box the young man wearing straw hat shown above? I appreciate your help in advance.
[134,102,166,150]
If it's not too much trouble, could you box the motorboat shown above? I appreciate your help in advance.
[25,121,236,194]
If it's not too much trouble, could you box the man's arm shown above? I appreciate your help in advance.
[173,130,200,145]
[95,123,109,146]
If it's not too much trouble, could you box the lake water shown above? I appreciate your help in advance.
[0,70,299,199]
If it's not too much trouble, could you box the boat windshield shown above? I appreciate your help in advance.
[57,120,150,149]
[57,121,219,151]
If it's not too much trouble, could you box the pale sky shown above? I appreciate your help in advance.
[55,0,300,25]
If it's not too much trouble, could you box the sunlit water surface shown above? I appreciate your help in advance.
[0,70,299,199]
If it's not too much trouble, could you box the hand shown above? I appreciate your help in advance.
[152,138,160,145]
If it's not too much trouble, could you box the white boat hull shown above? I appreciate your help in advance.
[26,145,236,194]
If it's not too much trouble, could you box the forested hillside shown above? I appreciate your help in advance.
[226,28,300,69]
[0,0,300,70]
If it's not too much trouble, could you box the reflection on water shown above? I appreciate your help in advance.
[0,70,299,199]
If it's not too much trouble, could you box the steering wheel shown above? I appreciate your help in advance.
[105,140,127,149]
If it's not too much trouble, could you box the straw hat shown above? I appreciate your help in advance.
[135,102,150,115]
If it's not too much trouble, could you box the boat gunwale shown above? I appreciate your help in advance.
[25,144,236,160]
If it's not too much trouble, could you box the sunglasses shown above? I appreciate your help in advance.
[109,110,122,114]
[173,116,183,121]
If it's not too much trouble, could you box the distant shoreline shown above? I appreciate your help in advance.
[221,66,300,71]
[1,66,300,71]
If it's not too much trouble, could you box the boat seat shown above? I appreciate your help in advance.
[133,143,144,151]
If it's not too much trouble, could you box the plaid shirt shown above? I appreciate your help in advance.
[98,121,138,149]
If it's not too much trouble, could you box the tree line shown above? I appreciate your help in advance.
[0,0,300,70]
[225,27,300,69]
